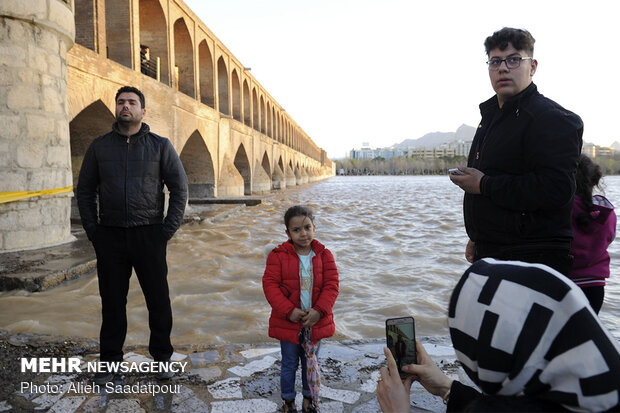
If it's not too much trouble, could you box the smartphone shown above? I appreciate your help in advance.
[448,168,465,175]
[385,317,417,377]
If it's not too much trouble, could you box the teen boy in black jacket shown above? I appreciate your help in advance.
[77,86,188,383]
[450,28,582,275]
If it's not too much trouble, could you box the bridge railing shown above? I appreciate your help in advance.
[140,57,160,81]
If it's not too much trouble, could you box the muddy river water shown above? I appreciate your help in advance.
[1,176,619,344]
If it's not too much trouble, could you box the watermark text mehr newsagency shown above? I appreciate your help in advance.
[21,357,188,374]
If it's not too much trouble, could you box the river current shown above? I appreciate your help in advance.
[1,176,619,344]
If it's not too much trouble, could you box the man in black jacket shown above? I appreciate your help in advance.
[449,28,583,275]
[77,86,188,383]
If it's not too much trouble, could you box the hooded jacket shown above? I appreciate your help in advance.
[262,239,339,344]
[464,83,583,249]
[76,122,188,241]
[569,194,616,285]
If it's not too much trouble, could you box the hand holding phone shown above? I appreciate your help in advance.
[386,316,417,378]
[448,168,465,175]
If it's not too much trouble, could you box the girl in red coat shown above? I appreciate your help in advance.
[263,206,339,413]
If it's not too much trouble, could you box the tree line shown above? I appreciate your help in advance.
[335,155,620,176]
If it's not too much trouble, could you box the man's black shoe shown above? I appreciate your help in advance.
[156,359,174,380]
[93,371,114,385]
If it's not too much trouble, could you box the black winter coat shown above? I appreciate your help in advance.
[464,83,583,247]
[76,122,188,241]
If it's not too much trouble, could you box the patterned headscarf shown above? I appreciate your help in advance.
[449,258,620,412]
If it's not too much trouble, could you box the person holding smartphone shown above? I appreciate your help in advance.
[449,27,582,276]
[376,259,620,412]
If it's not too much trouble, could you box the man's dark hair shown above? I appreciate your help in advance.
[115,86,145,108]
[284,205,315,229]
[484,28,535,57]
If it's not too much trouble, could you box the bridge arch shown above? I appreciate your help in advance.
[231,69,242,122]
[179,131,215,198]
[217,57,230,116]
[252,88,259,131]
[139,0,169,84]
[243,80,251,126]
[261,152,271,176]
[259,96,266,134]
[69,100,115,187]
[233,144,251,195]
[198,40,215,107]
[105,0,132,68]
[266,102,272,138]
[174,18,195,98]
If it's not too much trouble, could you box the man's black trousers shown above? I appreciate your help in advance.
[93,224,173,362]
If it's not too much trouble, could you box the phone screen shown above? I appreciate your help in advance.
[386,316,417,376]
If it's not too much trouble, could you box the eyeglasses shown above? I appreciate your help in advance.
[486,56,533,70]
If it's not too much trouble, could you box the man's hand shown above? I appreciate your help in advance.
[449,166,484,194]
[301,308,321,327]
[288,308,306,323]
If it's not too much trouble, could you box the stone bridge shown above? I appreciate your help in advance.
[0,0,334,252]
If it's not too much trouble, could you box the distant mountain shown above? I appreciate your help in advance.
[393,124,476,149]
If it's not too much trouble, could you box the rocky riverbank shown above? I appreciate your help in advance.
[0,330,468,412]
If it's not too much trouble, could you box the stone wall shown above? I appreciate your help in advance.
[0,0,75,251]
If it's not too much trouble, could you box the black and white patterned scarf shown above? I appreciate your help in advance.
[449,258,620,412]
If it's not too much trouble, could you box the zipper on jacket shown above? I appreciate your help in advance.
[125,135,129,225]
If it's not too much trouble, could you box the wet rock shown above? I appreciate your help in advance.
[210,398,278,413]
[228,355,276,377]
[189,350,220,367]
[189,367,221,383]
[171,386,209,412]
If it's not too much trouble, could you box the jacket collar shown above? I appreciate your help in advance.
[112,122,150,140]
[479,82,538,115]
[277,239,325,256]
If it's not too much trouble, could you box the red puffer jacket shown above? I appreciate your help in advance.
[262,239,339,344]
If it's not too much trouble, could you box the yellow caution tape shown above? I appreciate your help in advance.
[0,186,73,204]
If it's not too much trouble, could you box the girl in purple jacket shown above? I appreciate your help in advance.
[569,155,617,313]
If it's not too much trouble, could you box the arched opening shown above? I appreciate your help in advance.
[261,152,271,176]
[105,0,132,68]
[266,102,272,138]
[285,120,289,145]
[139,0,169,84]
[173,18,195,98]
[233,144,251,195]
[217,57,230,116]
[243,80,251,126]
[179,131,215,198]
[69,100,116,219]
[74,0,97,51]
[231,69,241,122]
[259,96,266,134]
[271,106,278,141]
[198,40,214,108]
[252,88,259,131]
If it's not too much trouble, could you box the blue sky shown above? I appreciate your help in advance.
[184,0,619,159]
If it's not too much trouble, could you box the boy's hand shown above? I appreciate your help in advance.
[289,308,306,323]
[302,308,321,327]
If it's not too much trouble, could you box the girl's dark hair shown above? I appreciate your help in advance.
[575,154,603,227]
[284,205,314,229]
